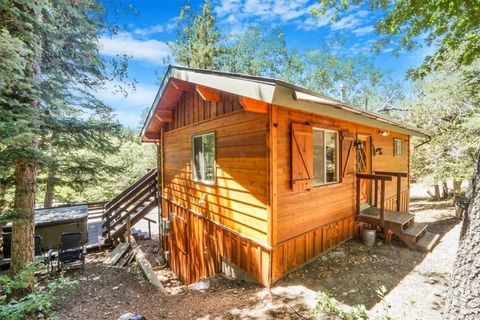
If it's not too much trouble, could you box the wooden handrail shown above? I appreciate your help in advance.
[356,173,392,181]
[105,169,156,210]
[102,185,156,228]
[104,188,157,232]
[373,171,408,177]
[356,173,391,227]
[373,171,407,211]
[103,173,157,219]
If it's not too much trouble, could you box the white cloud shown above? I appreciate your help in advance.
[96,80,159,128]
[353,25,375,36]
[133,18,177,37]
[215,0,320,26]
[298,8,334,31]
[99,32,171,65]
[331,10,369,31]
[215,0,242,17]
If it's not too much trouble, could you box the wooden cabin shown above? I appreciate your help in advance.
[141,66,437,287]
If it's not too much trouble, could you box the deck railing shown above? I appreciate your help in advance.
[373,171,408,212]
[102,169,158,242]
[356,173,392,227]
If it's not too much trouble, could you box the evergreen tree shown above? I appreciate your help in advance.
[0,0,128,275]
[313,0,480,78]
[170,0,223,68]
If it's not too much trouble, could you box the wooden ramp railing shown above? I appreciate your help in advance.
[102,169,158,244]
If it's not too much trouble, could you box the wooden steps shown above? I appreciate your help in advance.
[102,170,158,243]
[359,207,440,252]
[413,232,440,252]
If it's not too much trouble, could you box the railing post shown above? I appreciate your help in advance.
[396,175,401,212]
[126,215,131,244]
[374,179,378,208]
[148,220,152,239]
[380,180,386,228]
[356,175,361,217]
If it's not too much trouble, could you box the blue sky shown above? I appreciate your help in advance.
[98,0,433,128]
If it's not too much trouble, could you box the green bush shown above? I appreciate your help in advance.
[0,261,77,320]
[313,291,368,320]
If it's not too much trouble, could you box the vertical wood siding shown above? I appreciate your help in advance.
[164,90,243,132]
[165,199,272,286]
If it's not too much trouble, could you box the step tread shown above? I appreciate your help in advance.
[415,231,440,252]
[402,222,428,237]
[360,207,414,226]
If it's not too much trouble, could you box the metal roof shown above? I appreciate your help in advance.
[141,65,429,139]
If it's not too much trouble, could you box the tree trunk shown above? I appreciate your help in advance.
[11,160,36,276]
[433,184,441,200]
[442,181,449,199]
[43,167,56,208]
[453,179,462,199]
[443,157,480,319]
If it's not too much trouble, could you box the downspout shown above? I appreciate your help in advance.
[156,125,166,265]
[413,136,431,149]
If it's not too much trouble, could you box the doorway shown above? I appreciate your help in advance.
[356,134,372,206]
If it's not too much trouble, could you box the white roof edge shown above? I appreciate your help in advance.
[141,66,429,139]
[273,86,429,138]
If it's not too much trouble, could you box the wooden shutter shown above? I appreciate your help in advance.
[291,123,313,192]
[340,130,355,179]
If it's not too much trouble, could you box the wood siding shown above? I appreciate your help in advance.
[164,90,243,132]
[273,105,410,244]
[165,199,271,286]
[160,89,412,287]
[271,215,355,283]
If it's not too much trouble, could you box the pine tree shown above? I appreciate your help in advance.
[0,0,128,276]
[170,0,223,68]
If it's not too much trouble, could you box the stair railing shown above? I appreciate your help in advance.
[356,173,392,227]
[373,171,408,212]
[102,169,158,243]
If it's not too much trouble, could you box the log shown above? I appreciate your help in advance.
[130,236,166,293]
[104,242,130,265]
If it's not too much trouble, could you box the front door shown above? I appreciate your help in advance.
[356,134,372,206]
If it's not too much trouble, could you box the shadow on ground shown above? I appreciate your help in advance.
[275,198,459,310]
[53,198,460,320]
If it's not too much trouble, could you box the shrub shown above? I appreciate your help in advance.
[0,261,77,320]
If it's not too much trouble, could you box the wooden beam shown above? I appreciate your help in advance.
[154,110,173,123]
[170,78,192,91]
[196,85,221,102]
[144,132,160,140]
[239,96,268,113]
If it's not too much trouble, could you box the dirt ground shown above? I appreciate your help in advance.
[53,198,460,320]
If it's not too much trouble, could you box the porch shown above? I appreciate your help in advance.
[356,171,440,252]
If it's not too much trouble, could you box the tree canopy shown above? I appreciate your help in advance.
[0,0,130,274]
[313,0,480,78]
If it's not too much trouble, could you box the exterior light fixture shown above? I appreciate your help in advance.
[379,130,390,137]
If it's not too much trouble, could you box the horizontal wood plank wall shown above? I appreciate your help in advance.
[271,215,355,283]
[274,105,410,244]
[164,90,243,132]
[163,108,269,243]
[166,199,271,286]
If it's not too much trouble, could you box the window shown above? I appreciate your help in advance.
[313,128,339,186]
[192,132,216,184]
[393,138,402,156]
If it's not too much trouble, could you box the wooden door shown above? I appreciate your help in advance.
[356,134,372,205]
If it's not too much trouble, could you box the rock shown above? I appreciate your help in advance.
[118,312,146,320]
